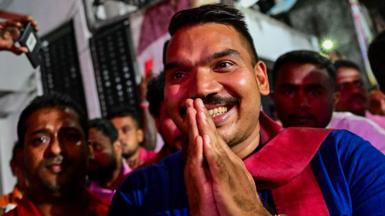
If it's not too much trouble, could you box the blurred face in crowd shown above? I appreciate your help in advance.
[273,63,335,128]
[335,66,367,116]
[88,128,119,182]
[164,23,269,155]
[23,107,87,198]
[156,102,183,149]
[111,116,143,159]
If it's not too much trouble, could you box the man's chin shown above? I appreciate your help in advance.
[287,119,318,128]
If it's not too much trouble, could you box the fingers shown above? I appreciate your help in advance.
[184,98,218,215]
[9,46,27,55]
[25,16,39,31]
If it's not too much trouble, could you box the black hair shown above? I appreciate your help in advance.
[147,72,165,118]
[334,59,361,72]
[168,3,258,64]
[17,93,87,145]
[162,40,169,66]
[88,118,118,143]
[272,50,336,87]
[368,30,385,91]
[106,106,141,128]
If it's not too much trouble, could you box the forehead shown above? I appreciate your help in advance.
[111,115,136,126]
[276,63,331,85]
[88,128,109,141]
[166,23,252,64]
[336,67,361,81]
[25,107,81,131]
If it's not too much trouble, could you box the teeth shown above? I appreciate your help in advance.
[208,106,228,117]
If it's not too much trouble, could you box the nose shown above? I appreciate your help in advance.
[45,137,62,157]
[296,91,310,108]
[189,67,222,98]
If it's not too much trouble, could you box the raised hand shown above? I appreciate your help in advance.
[184,98,219,216]
[184,98,271,216]
[0,16,38,55]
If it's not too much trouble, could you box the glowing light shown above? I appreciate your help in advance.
[321,39,335,52]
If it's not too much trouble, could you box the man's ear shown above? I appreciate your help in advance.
[136,128,144,143]
[254,61,270,96]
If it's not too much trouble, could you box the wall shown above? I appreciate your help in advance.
[239,6,319,61]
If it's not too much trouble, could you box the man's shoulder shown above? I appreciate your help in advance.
[120,151,184,189]
[4,196,41,216]
[317,129,385,164]
[110,152,188,214]
[86,190,110,216]
[330,111,381,128]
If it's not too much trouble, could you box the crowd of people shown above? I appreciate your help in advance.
[1,3,385,216]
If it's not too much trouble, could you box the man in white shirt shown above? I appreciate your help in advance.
[334,59,385,129]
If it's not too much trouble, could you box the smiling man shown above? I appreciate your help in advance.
[109,4,385,216]
[6,94,108,216]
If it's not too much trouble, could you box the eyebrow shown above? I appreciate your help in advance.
[164,48,241,71]
[29,129,50,136]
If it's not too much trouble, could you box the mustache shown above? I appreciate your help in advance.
[44,155,64,166]
[199,94,240,106]
[180,95,240,117]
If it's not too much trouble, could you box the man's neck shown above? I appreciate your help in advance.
[231,123,261,159]
[126,148,142,169]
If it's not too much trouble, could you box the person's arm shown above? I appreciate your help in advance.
[139,76,157,151]
[340,133,385,215]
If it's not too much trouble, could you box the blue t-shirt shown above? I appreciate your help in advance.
[108,130,385,215]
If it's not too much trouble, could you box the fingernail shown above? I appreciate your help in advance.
[197,98,205,109]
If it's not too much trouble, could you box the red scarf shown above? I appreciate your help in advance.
[244,113,331,215]
[4,190,109,216]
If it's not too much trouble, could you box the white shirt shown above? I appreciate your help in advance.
[328,111,385,154]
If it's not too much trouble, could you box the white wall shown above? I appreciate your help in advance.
[239,6,319,61]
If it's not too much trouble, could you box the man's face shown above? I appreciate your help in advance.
[87,128,117,182]
[23,107,87,197]
[335,67,368,116]
[273,63,335,128]
[156,102,183,149]
[110,116,143,158]
[164,23,269,149]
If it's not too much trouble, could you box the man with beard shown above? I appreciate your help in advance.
[87,118,131,202]
[109,4,385,215]
[6,93,109,216]
[272,50,385,153]
[108,107,156,169]
[334,59,385,129]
